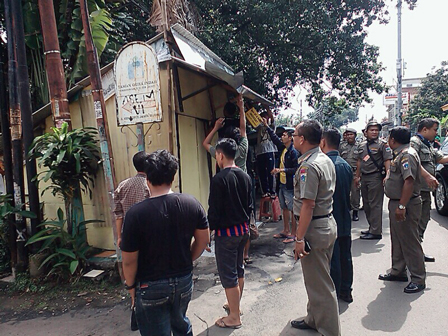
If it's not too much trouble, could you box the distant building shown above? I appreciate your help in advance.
[383,77,424,125]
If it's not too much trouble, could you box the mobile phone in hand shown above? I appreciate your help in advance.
[304,239,311,253]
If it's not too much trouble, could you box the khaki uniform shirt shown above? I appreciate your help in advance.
[384,145,421,200]
[357,138,393,174]
[339,140,359,169]
[410,135,444,191]
[293,147,335,216]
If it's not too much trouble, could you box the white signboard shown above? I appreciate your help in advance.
[102,69,115,101]
[383,92,410,106]
[114,42,162,126]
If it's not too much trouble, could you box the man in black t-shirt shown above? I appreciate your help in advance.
[121,150,209,336]
[208,138,252,330]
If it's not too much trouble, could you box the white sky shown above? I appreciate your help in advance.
[282,0,448,132]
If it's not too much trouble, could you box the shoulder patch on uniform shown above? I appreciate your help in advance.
[402,161,409,170]
[299,167,308,182]
[386,147,391,152]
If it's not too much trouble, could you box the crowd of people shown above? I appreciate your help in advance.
[113,98,447,335]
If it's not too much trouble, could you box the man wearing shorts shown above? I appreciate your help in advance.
[263,120,299,243]
[208,138,253,329]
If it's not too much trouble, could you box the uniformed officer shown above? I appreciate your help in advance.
[410,118,448,262]
[379,126,426,294]
[339,128,361,221]
[291,120,340,336]
[355,120,392,239]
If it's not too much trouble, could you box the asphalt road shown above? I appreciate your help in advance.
[2,199,448,335]
[188,201,448,336]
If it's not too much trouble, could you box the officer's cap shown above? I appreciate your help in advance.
[344,128,357,135]
[365,120,382,131]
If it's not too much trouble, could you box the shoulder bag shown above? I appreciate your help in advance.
[366,144,386,179]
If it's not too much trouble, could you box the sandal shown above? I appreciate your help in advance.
[244,257,253,265]
[273,232,288,239]
[282,236,295,244]
[215,317,242,329]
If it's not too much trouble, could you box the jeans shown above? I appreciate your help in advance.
[330,236,353,295]
[257,152,275,194]
[135,273,193,336]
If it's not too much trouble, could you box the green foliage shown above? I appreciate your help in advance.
[193,0,417,109]
[307,98,359,129]
[29,122,101,237]
[23,0,113,84]
[0,0,418,111]
[67,5,113,83]
[26,208,102,280]
[5,272,49,293]
[6,0,157,110]
[0,195,37,273]
[29,122,101,201]
[441,115,448,131]
[100,0,157,65]
[0,0,124,109]
[406,62,448,129]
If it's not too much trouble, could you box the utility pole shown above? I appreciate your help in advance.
[396,0,403,126]
[38,0,72,129]
[12,0,41,241]
[4,0,28,272]
[78,0,120,273]
[161,0,175,153]
[0,45,18,274]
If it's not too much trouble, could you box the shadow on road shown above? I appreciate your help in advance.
[192,257,219,302]
[427,271,448,279]
[351,238,385,258]
[338,300,350,314]
[362,284,423,332]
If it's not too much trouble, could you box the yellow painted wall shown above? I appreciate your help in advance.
[176,66,232,210]
[177,115,210,208]
[37,62,232,250]
[39,68,173,250]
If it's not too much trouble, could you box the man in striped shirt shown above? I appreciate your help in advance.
[208,138,253,330]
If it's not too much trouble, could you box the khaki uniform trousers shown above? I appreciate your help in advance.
[301,216,341,336]
[350,178,361,211]
[418,191,432,240]
[389,198,426,285]
[360,173,384,235]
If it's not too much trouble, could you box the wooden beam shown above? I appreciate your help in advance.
[182,83,217,102]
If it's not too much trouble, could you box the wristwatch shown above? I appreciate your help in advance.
[124,280,136,290]
[398,204,406,210]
